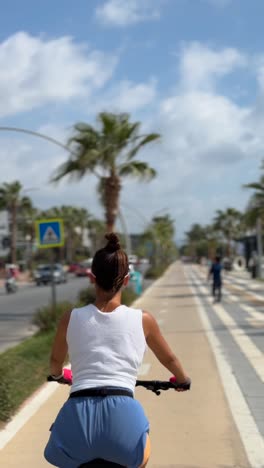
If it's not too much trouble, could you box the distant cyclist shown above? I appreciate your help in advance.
[44,233,190,468]
[208,255,223,302]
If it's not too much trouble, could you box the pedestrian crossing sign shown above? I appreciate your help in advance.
[35,219,64,249]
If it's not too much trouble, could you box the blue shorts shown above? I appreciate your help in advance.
[44,390,149,468]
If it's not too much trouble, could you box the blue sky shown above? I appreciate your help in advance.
[1,0,264,241]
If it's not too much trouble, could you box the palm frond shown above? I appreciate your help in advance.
[126,133,161,160]
[118,161,157,180]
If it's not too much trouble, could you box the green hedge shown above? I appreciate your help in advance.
[32,301,73,333]
[0,331,54,421]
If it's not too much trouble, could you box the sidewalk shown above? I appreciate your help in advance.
[0,262,250,467]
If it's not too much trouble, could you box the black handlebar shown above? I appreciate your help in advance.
[136,379,191,395]
[47,375,191,395]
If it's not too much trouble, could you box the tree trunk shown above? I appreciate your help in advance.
[103,174,121,233]
[10,203,17,264]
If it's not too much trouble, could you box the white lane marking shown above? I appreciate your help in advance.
[224,291,239,302]
[0,382,59,450]
[185,267,264,468]
[191,274,264,384]
[195,266,264,302]
[223,279,264,302]
[239,304,264,323]
[138,363,151,376]
[159,309,167,314]
[195,267,264,324]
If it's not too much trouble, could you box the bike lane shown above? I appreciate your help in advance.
[0,262,250,467]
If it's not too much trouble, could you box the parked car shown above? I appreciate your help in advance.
[34,264,67,285]
[75,259,93,278]
[67,263,80,273]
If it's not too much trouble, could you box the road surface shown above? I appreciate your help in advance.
[0,276,89,353]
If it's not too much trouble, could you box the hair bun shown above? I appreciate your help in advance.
[105,233,121,252]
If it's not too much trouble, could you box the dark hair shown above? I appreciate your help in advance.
[91,233,129,293]
[215,255,221,262]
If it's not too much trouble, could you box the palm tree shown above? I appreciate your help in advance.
[19,199,39,269]
[244,175,264,225]
[52,112,160,232]
[149,214,177,265]
[0,181,32,263]
[213,208,243,257]
[243,175,264,277]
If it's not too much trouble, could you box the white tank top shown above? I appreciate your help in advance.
[66,304,146,393]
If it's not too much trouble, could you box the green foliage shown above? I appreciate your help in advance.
[122,287,138,305]
[78,287,96,305]
[0,332,54,422]
[78,286,137,307]
[145,264,168,279]
[32,301,73,333]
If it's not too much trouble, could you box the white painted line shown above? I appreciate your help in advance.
[247,318,264,329]
[159,309,167,314]
[185,267,264,468]
[224,291,239,302]
[138,363,151,376]
[240,304,264,322]
[195,266,264,303]
[191,274,264,385]
[0,382,59,450]
[196,269,264,323]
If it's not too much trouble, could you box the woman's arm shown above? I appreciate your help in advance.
[49,311,71,377]
[142,310,189,383]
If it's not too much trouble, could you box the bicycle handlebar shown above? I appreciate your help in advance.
[136,379,191,394]
[47,370,191,395]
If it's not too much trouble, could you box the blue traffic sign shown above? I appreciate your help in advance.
[35,218,64,249]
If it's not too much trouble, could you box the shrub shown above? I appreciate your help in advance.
[0,331,54,422]
[78,286,137,307]
[145,264,169,279]
[78,287,96,305]
[32,301,73,333]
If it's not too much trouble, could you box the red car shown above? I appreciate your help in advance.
[75,260,93,278]
[68,263,80,273]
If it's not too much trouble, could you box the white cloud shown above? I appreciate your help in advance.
[179,42,247,91]
[95,0,232,27]
[94,79,157,113]
[1,39,264,240]
[0,32,118,118]
[122,42,264,238]
[95,0,163,26]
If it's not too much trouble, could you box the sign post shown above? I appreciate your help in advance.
[35,219,64,311]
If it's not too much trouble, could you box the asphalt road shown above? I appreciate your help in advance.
[0,275,152,354]
[0,276,89,353]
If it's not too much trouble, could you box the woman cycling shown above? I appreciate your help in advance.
[44,233,190,468]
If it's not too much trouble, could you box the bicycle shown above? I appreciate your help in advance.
[47,370,191,468]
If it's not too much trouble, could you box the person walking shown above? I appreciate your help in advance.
[208,255,223,302]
